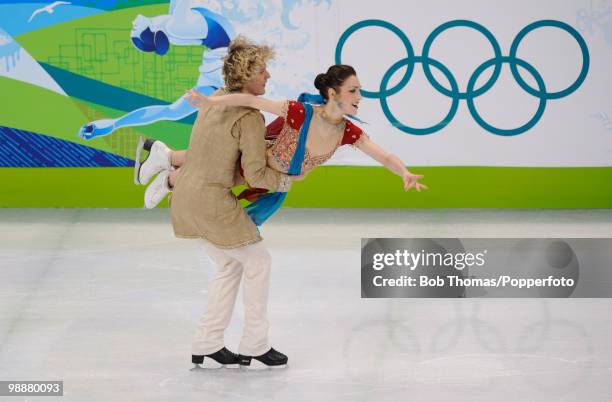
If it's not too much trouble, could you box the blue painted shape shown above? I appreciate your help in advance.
[335,18,590,136]
[191,7,234,49]
[281,0,332,30]
[0,1,164,12]
[0,3,103,37]
[0,27,21,71]
[0,126,133,167]
[39,62,196,125]
[211,0,264,24]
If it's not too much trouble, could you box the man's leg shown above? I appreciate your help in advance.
[223,242,272,356]
[193,242,245,356]
[207,240,288,367]
[198,240,273,354]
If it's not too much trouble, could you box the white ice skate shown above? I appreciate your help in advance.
[144,170,171,209]
[134,137,172,185]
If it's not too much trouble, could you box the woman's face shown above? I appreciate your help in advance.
[332,75,362,115]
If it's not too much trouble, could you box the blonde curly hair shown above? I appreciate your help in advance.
[222,36,275,91]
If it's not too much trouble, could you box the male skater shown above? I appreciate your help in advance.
[141,36,294,368]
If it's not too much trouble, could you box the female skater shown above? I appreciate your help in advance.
[140,64,428,223]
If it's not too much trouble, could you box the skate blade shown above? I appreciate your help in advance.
[134,136,145,185]
[239,361,289,370]
[190,361,240,371]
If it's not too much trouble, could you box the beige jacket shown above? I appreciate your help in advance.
[170,97,291,248]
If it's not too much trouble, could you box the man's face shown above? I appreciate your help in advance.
[242,64,270,95]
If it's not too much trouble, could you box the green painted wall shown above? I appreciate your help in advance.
[2,166,611,208]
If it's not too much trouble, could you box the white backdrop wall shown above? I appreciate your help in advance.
[199,0,612,167]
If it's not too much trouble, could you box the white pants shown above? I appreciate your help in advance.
[192,240,272,356]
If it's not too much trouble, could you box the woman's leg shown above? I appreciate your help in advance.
[171,150,187,168]
[168,167,181,188]
[141,139,252,208]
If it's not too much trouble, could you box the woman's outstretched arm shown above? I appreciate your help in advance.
[187,89,286,116]
[355,135,428,192]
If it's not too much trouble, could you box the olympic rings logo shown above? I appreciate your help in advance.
[335,20,590,136]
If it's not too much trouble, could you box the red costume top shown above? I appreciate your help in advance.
[265,100,368,173]
[238,100,368,201]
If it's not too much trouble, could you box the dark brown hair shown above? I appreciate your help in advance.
[314,64,357,100]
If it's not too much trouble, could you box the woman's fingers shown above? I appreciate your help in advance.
[404,179,414,191]
[185,89,209,108]
[185,89,202,99]
[404,178,429,192]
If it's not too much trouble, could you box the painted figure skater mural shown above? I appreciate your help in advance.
[77,0,234,139]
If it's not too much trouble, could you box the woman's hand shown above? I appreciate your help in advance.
[355,136,428,193]
[186,89,211,108]
[403,172,428,192]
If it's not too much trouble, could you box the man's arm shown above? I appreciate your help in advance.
[236,111,292,192]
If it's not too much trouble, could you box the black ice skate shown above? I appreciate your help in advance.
[238,347,288,369]
[191,347,240,370]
